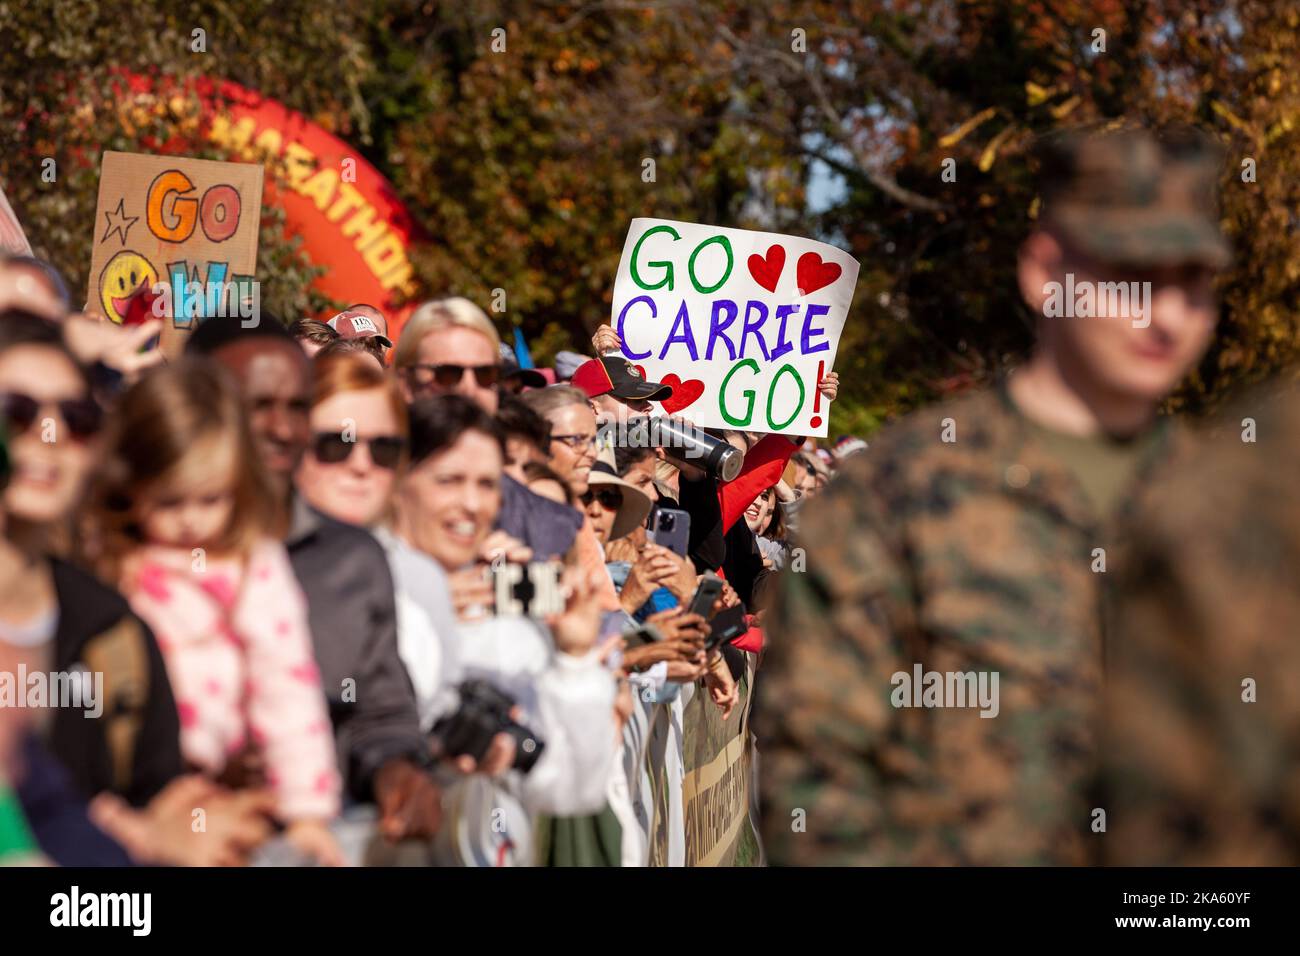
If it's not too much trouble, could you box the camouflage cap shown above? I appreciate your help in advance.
[1037,126,1230,270]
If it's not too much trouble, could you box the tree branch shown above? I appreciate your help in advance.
[715,22,950,213]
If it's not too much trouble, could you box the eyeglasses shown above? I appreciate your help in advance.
[311,432,407,470]
[406,363,501,389]
[580,488,623,510]
[551,433,597,452]
[0,391,102,441]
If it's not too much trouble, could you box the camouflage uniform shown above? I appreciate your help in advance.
[1102,383,1300,865]
[755,127,1228,866]
[756,385,1182,865]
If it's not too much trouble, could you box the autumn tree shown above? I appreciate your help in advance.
[3,0,1297,437]
[0,0,377,319]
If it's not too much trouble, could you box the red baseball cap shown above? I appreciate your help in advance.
[572,355,672,402]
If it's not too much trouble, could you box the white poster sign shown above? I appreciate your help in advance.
[609,218,859,436]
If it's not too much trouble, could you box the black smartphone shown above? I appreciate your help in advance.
[686,572,724,619]
[647,506,691,557]
[621,622,665,645]
[491,560,565,617]
[705,603,747,651]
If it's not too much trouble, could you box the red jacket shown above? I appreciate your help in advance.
[717,434,799,534]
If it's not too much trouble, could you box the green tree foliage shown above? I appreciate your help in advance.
[2,1,1296,436]
[670,0,1300,427]
[0,0,372,319]
[364,2,799,361]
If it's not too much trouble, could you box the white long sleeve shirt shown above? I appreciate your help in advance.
[374,527,459,733]
[447,615,617,816]
[380,532,618,863]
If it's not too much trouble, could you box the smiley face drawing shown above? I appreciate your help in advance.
[98,251,160,325]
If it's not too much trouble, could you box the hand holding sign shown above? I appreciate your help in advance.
[610,219,859,436]
[64,314,167,385]
[591,323,622,355]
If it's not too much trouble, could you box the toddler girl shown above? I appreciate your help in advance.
[93,358,342,865]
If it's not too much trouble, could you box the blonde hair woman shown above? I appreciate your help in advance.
[394,297,502,413]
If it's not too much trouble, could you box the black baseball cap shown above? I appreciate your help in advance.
[498,343,547,388]
[572,355,672,402]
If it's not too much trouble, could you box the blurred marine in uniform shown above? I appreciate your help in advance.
[756,126,1231,865]
[1103,381,1300,865]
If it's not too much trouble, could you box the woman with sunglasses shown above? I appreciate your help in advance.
[582,464,715,684]
[0,314,102,553]
[295,351,411,530]
[0,313,269,866]
[294,351,460,740]
[393,297,503,415]
[0,315,162,770]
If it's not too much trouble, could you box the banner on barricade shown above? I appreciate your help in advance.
[609,219,860,437]
[679,656,762,867]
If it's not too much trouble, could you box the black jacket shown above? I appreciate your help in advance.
[676,474,727,573]
[47,558,183,808]
[286,498,426,800]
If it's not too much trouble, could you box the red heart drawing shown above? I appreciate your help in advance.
[657,373,706,415]
[796,252,842,296]
[747,244,786,293]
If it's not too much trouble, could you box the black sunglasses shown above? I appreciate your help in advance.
[408,363,501,389]
[0,391,102,441]
[312,432,407,470]
[580,487,624,510]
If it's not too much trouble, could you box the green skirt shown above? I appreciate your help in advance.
[535,804,622,867]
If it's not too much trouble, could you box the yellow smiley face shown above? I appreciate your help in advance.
[98,251,159,324]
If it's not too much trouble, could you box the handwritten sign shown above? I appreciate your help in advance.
[111,74,422,341]
[86,151,263,355]
[610,219,859,437]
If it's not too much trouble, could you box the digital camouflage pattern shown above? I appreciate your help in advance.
[1102,382,1300,865]
[1038,125,1229,270]
[756,384,1182,865]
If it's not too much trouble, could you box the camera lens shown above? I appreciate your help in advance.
[660,514,675,530]
[510,725,546,773]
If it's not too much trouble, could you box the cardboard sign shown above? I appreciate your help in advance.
[114,74,422,342]
[86,151,263,355]
[610,218,859,437]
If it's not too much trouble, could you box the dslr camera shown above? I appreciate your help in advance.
[431,678,546,774]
